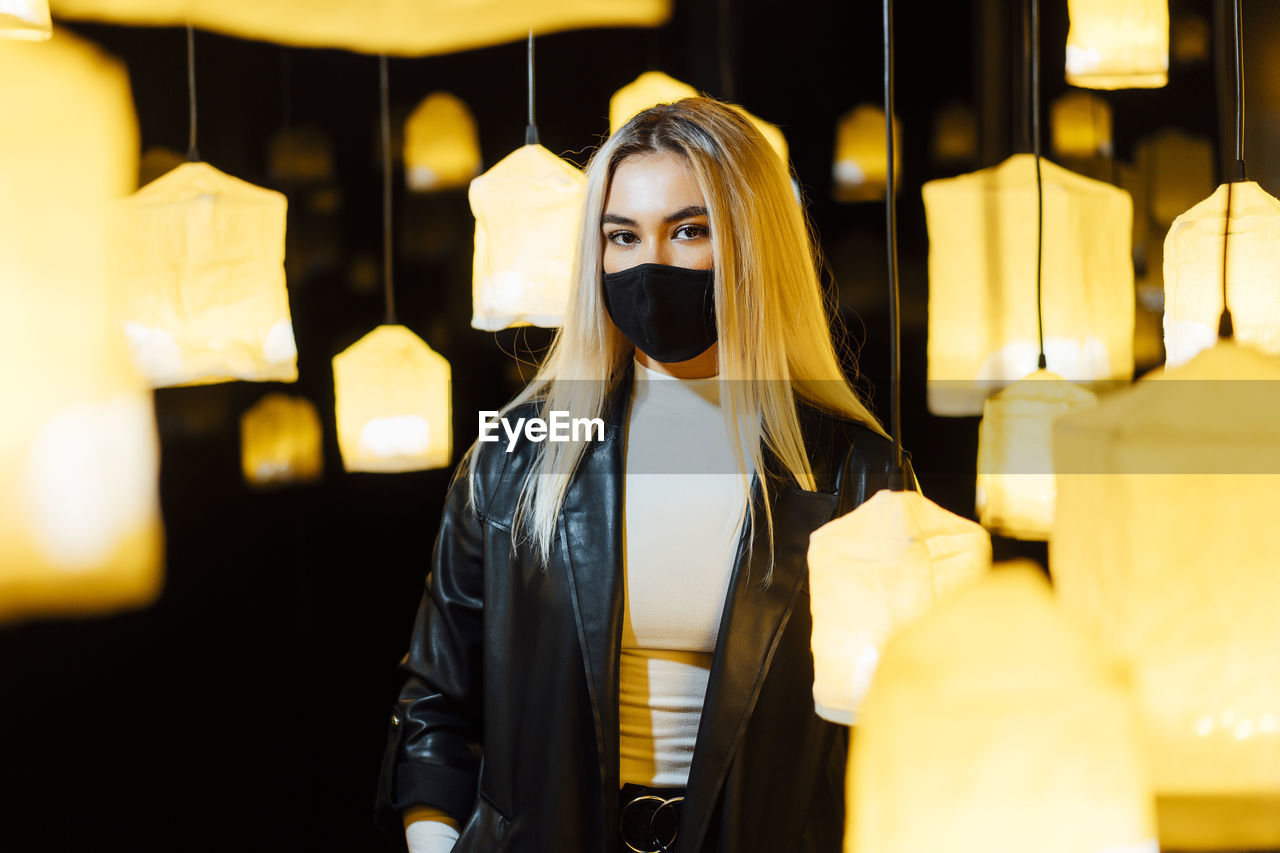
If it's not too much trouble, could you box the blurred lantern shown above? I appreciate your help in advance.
[0,0,51,39]
[240,393,323,486]
[923,154,1134,416]
[608,71,788,164]
[48,0,671,56]
[469,144,585,330]
[1065,0,1168,89]
[0,29,163,623]
[1050,90,1113,159]
[1163,181,1280,368]
[929,101,977,166]
[268,126,335,184]
[832,104,901,203]
[1170,12,1210,64]
[975,369,1097,540]
[1052,342,1280,851]
[807,489,989,724]
[332,325,451,473]
[403,92,481,192]
[849,564,1158,853]
[1136,127,1214,228]
[110,161,298,387]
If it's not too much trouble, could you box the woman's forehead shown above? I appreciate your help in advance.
[604,151,706,215]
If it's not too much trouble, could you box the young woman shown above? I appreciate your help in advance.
[376,97,900,853]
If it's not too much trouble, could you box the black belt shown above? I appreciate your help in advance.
[619,783,685,853]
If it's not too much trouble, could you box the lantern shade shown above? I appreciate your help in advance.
[923,154,1134,416]
[268,127,335,184]
[1050,90,1113,159]
[110,160,297,388]
[849,565,1158,853]
[1065,0,1168,90]
[469,144,585,331]
[1052,342,1280,850]
[1163,181,1280,368]
[404,92,481,192]
[807,489,990,724]
[975,369,1097,540]
[240,393,323,486]
[1136,127,1214,228]
[929,101,977,166]
[332,325,451,473]
[1,29,162,623]
[832,104,901,203]
[49,0,670,56]
[0,0,51,39]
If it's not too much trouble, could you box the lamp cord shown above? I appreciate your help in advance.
[186,23,199,161]
[1031,0,1046,370]
[525,31,539,146]
[380,54,397,326]
[1219,0,1245,339]
[882,0,908,485]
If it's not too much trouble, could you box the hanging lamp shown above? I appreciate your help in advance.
[0,0,50,39]
[929,101,977,167]
[832,104,900,203]
[1136,127,1214,228]
[240,393,323,486]
[333,56,452,474]
[268,126,335,185]
[1064,0,1169,90]
[0,28,162,623]
[403,91,481,192]
[1049,90,1112,160]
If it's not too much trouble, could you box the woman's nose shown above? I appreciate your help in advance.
[638,238,671,267]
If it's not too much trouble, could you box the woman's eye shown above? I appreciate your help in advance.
[606,230,637,246]
[675,224,709,240]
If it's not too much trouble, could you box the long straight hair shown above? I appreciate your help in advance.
[466,97,884,578]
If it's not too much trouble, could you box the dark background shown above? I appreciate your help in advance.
[0,0,1266,849]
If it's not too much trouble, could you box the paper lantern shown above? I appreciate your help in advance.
[469,144,584,331]
[110,160,297,387]
[1136,127,1214,227]
[930,101,977,166]
[49,0,670,56]
[807,489,990,724]
[849,565,1158,853]
[975,369,1097,540]
[1065,0,1169,90]
[923,154,1134,416]
[832,104,901,203]
[0,0,50,39]
[0,30,162,623]
[608,71,789,164]
[332,325,451,473]
[268,127,335,184]
[403,92,481,193]
[1052,342,1280,850]
[240,394,323,486]
[1050,90,1113,159]
[1163,181,1280,368]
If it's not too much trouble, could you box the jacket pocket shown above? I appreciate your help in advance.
[455,791,512,851]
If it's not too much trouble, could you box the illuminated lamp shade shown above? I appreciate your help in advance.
[1136,127,1214,227]
[268,127,334,184]
[403,92,481,192]
[469,144,585,330]
[1050,90,1113,159]
[1163,182,1280,368]
[923,154,1134,416]
[110,161,297,387]
[609,71,789,164]
[0,30,162,623]
[0,0,51,39]
[975,369,1097,540]
[48,0,671,56]
[332,325,451,473]
[832,104,901,203]
[1051,342,1280,850]
[849,565,1157,853]
[1065,0,1168,90]
[240,394,323,487]
[806,489,990,724]
[930,101,977,166]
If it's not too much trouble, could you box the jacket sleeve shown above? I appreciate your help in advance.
[833,423,904,519]
[376,454,492,841]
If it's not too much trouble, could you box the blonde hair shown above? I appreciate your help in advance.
[466,97,884,578]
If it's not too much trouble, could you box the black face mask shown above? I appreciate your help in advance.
[602,263,717,363]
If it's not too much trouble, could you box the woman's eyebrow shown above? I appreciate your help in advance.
[601,213,637,227]
[663,205,708,224]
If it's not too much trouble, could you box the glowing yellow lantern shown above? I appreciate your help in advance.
[403,92,481,192]
[240,394,323,486]
[1163,181,1280,368]
[1052,342,1280,850]
[268,127,334,184]
[807,489,990,723]
[849,564,1157,853]
[0,30,162,623]
[1050,90,1113,159]
[923,154,1134,416]
[469,144,584,330]
[110,160,297,387]
[930,101,977,166]
[832,104,901,203]
[49,0,671,56]
[975,369,1097,540]
[332,325,451,473]
[0,0,51,39]
[1136,127,1214,227]
[1065,0,1169,90]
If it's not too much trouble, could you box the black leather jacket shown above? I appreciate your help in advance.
[376,367,898,852]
